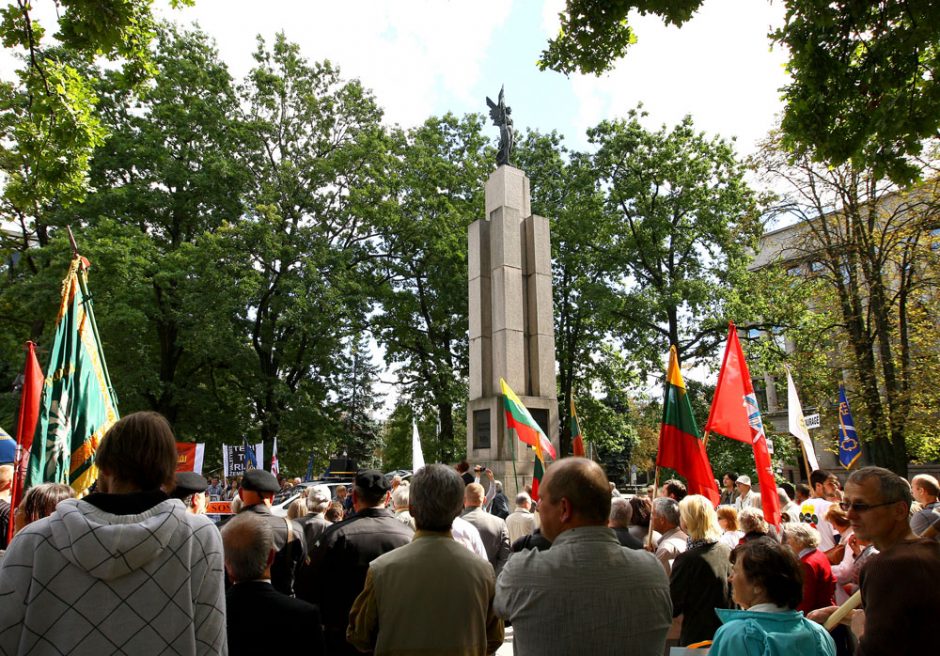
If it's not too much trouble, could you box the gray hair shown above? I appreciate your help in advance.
[410,464,464,531]
[306,485,332,513]
[653,497,680,527]
[777,488,791,505]
[222,513,274,583]
[391,483,410,510]
[738,506,768,534]
[609,497,633,528]
[515,492,531,508]
[847,466,913,510]
[494,480,503,493]
[785,521,820,549]
[230,496,243,514]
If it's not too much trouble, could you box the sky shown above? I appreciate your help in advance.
[158,0,791,156]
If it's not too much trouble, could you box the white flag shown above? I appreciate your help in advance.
[412,418,425,473]
[271,436,279,476]
[787,368,820,471]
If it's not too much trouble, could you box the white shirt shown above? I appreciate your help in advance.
[797,497,837,551]
[451,516,488,560]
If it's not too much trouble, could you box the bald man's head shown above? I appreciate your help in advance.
[221,512,274,583]
[542,458,611,525]
[465,482,485,508]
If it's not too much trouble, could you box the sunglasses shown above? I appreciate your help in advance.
[838,500,897,513]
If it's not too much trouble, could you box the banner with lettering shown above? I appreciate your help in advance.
[222,442,264,478]
[176,442,205,474]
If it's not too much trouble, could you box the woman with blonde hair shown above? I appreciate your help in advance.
[287,497,309,521]
[670,494,733,646]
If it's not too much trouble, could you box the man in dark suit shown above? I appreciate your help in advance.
[462,483,511,574]
[301,469,413,655]
[609,497,644,549]
[222,512,324,656]
[236,469,306,596]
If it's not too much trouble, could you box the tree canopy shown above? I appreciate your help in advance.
[540,0,940,183]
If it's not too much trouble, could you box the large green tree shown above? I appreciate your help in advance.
[589,110,765,372]
[71,24,245,434]
[540,1,940,183]
[371,113,490,464]
[512,130,625,457]
[216,34,385,468]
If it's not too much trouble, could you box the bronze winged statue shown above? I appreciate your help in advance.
[486,85,514,167]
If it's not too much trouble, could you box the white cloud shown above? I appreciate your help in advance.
[166,0,512,128]
[559,2,790,155]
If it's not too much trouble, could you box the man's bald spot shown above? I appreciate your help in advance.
[543,457,611,524]
[465,483,485,506]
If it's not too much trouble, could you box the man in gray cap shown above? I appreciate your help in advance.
[237,468,306,597]
[300,469,413,656]
[170,471,209,515]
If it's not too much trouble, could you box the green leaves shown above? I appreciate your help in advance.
[539,0,702,75]
[773,0,940,184]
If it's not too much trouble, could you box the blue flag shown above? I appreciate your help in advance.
[838,386,861,469]
[304,452,315,482]
[243,436,258,469]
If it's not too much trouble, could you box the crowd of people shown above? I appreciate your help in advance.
[0,410,937,655]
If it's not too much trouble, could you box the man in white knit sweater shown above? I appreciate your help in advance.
[0,412,227,655]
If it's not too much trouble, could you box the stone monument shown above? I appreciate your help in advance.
[468,89,558,496]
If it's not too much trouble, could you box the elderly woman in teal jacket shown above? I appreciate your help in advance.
[710,539,836,656]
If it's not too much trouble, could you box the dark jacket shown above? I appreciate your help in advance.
[226,581,324,656]
[240,504,306,597]
[489,492,510,519]
[670,540,733,646]
[299,507,413,655]
[611,526,644,550]
[295,512,331,557]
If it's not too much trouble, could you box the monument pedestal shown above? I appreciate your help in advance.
[468,165,558,498]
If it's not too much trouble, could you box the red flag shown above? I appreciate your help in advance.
[704,323,781,526]
[9,342,44,544]
[657,346,720,506]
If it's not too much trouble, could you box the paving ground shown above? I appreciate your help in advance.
[495,626,514,655]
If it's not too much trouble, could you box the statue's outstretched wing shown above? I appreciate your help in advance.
[486,96,499,122]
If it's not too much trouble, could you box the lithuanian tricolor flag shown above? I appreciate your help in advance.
[500,378,556,460]
[657,346,719,505]
[570,395,585,457]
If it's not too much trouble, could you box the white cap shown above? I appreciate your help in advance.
[736,475,752,486]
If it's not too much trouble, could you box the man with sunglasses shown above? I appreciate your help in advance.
[809,466,940,655]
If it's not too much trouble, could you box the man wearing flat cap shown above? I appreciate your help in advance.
[236,468,306,597]
[300,469,414,656]
[170,471,209,515]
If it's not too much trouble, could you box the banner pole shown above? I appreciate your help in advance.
[647,466,661,550]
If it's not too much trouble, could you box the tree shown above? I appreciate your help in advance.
[512,130,625,457]
[333,332,384,468]
[757,133,940,476]
[371,113,490,464]
[223,33,385,462]
[540,1,940,184]
[588,110,764,373]
[71,24,245,431]
[0,1,195,249]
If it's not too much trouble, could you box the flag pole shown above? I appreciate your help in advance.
[647,466,661,550]
[510,425,519,495]
[69,233,119,409]
[800,441,813,482]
